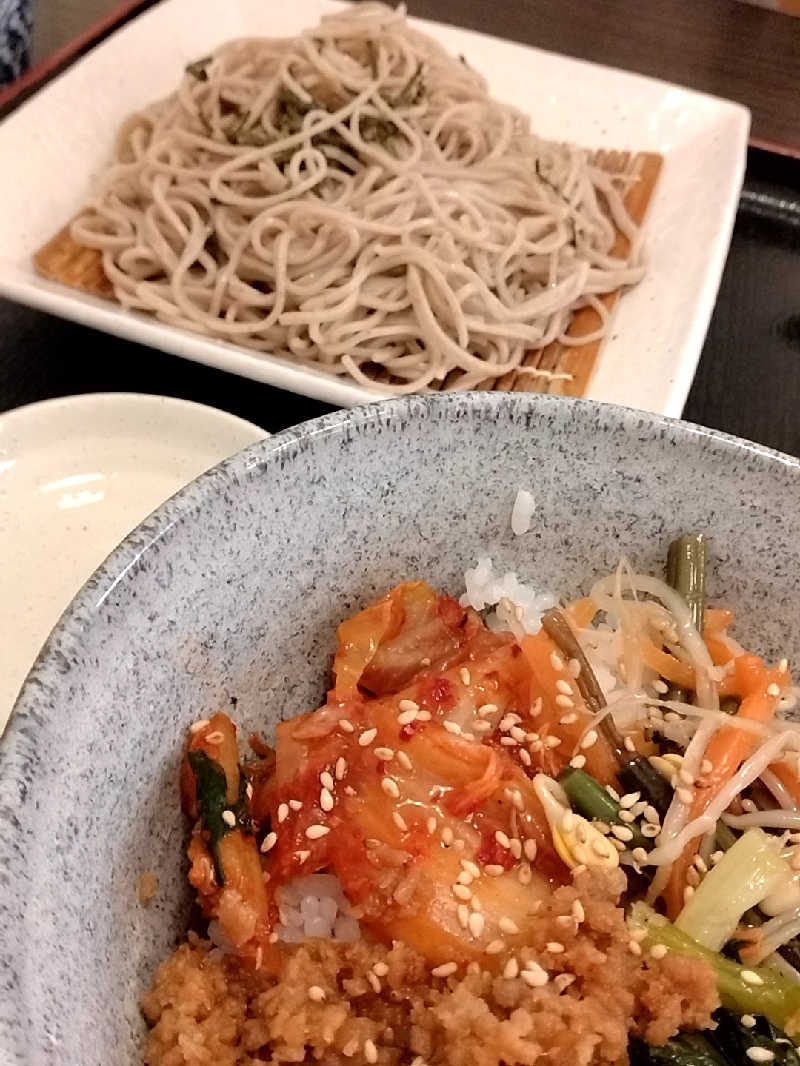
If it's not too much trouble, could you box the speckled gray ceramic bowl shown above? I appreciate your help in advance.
[2,392,800,1065]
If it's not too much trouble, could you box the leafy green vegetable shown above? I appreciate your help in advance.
[629,902,800,1035]
[558,766,648,850]
[709,1008,800,1066]
[676,828,788,951]
[628,1033,726,1066]
[187,749,232,884]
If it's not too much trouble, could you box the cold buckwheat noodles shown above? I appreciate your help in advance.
[72,3,646,391]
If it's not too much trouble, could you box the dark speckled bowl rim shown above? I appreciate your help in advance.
[3,390,800,1062]
[6,390,800,746]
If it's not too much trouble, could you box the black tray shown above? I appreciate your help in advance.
[684,148,800,455]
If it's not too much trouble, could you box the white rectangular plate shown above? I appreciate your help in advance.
[0,0,749,416]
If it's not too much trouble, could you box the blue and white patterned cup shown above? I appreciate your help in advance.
[0,0,32,86]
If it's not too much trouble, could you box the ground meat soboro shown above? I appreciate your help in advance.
[142,871,718,1066]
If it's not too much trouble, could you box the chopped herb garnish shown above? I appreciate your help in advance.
[187,749,232,884]
[185,55,213,81]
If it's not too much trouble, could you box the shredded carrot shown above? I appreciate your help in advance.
[662,654,787,918]
[639,640,696,689]
[565,596,597,630]
[519,630,619,786]
[767,760,800,808]
[705,607,734,634]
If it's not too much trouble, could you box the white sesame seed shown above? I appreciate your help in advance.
[221,809,236,828]
[296,849,310,863]
[678,769,695,786]
[277,803,289,824]
[444,721,462,735]
[396,750,412,770]
[628,940,642,956]
[741,1015,757,1028]
[580,730,598,750]
[518,748,532,766]
[495,830,511,849]
[499,917,519,935]
[509,839,522,860]
[459,667,471,686]
[260,831,277,853]
[500,737,519,747]
[374,747,394,761]
[367,972,382,993]
[473,720,493,734]
[510,726,527,743]
[567,658,581,678]
[364,1039,378,1063]
[453,884,472,901]
[398,698,419,713]
[320,770,334,790]
[652,679,669,694]
[571,900,584,922]
[619,791,641,809]
[559,713,579,725]
[397,707,418,726]
[469,912,485,938]
[546,941,565,954]
[432,962,458,977]
[523,839,538,862]
[289,799,303,811]
[486,864,505,877]
[746,1050,774,1063]
[530,697,543,717]
[339,719,355,733]
[392,811,408,832]
[457,903,469,928]
[741,969,764,986]
[521,963,549,987]
[618,810,636,824]
[649,944,668,960]
[624,736,637,753]
[555,679,573,695]
[359,728,378,747]
[767,683,781,697]
[470,896,482,912]
[381,777,400,798]
[511,790,524,812]
[417,710,432,721]
[442,826,454,845]
[485,939,505,955]
[518,862,533,885]
[478,703,498,717]
[555,694,575,708]
[320,788,334,812]
[335,757,347,780]
[308,985,326,1002]
[460,860,480,878]
[676,788,694,805]
[550,652,564,671]
[545,735,562,749]
[305,824,330,840]
[570,754,587,769]
[457,871,473,886]
[503,958,519,979]
[642,805,660,824]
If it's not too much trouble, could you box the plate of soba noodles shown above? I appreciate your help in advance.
[0,1,747,412]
